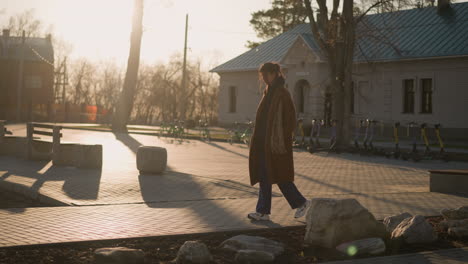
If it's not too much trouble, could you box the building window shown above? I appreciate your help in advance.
[228,86,237,113]
[403,79,415,113]
[25,75,42,89]
[420,78,432,113]
[350,81,355,114]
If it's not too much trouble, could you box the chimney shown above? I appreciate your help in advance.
[438,0,451,12]
[2,29,10,38]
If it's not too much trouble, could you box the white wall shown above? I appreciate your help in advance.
[352,57,468,128]
[217,71,262,125]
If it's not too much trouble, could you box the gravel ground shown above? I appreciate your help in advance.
[0,217,466,264]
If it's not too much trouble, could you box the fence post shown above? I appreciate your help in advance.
[27,122,33,160]
[52,126,61,162]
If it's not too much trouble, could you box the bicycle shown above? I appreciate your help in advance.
[229,120,253,146]
[198,120,211,142]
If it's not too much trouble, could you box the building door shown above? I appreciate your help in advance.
[294,80,310,114]
[324,92,332,126]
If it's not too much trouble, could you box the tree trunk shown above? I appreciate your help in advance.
[112,0,144,132]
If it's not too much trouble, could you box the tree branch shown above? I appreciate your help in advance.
[303,0,328,54]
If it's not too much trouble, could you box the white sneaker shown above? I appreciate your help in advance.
[247,212,270,221]
[294,200,311,218]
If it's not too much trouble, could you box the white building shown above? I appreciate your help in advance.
[211,2,468,140]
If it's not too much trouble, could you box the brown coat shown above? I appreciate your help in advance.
[249,82,297,186]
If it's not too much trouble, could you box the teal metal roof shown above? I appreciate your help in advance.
[211,2,468,73]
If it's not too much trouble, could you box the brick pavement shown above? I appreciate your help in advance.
[0,126,467,250]
[1,192,468,248]
[2,128,467,206]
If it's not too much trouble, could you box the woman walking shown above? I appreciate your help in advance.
[248,62,310,221]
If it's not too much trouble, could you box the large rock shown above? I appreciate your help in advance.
[440,219,468,230]
[383,212,412,233]
[220,235,284,257]
[137,146,167,174]
[448,227,468,238]
[441,206,468,220]
[75,144,103,169]
[304,198,388,248]
[391,215,437,244]
[235,250,275,264]
[94,247,144,264]
[336,238,386,256]
[176,241,212,264]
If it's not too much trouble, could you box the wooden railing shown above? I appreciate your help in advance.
[26,122,62,160]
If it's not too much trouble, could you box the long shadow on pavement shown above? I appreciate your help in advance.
[138,170,283,228]
[201,141,249,159]
[0,156,102,206]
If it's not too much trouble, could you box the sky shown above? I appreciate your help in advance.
[2,0,467,70]
[0,0,272,69]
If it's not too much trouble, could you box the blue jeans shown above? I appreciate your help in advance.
[256,155,306,214]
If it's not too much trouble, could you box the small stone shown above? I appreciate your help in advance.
[383,212,412,233]
[304,198,389,248]
[391,215,437,244]
[441,206,468,220]
[176,241,212,264]
[336,238,386,256]
[220,235,284,257]
[235,250,275,264]
[94,247,144,264]
[448,227,468,238]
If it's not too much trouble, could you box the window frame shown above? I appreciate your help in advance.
[420,78,433,114]
[228,86,237,113]
[402,78,415,114]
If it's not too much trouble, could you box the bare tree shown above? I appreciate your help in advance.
[303,0,406,147]
[112,0,144,132]
[6,9,43,37]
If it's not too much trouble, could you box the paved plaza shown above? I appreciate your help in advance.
[0,125,467,263]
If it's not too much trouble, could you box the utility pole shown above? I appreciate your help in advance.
[16,30,25,122]
[180,13,188,121]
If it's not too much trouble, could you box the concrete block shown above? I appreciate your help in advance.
[76,144,103,169]
[30,140,53,161]
[137,146,167,174]
[430,170,468,195]
[52,143,80,166]
[0,136,28,159]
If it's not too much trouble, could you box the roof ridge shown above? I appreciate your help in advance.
[358,17,468,33]
[362,1,467,18]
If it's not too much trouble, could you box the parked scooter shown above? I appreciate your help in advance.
[328,119,341,154]
[308,119,328,153]
[307,119,319,152]
[385,122,401,159]
[401,122,421,162]
[433,123,450,161]
[293,118,307,149]
[359,119,386,156]
[349,119,364,154]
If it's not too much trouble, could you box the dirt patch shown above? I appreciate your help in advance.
[0,216,466,264]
